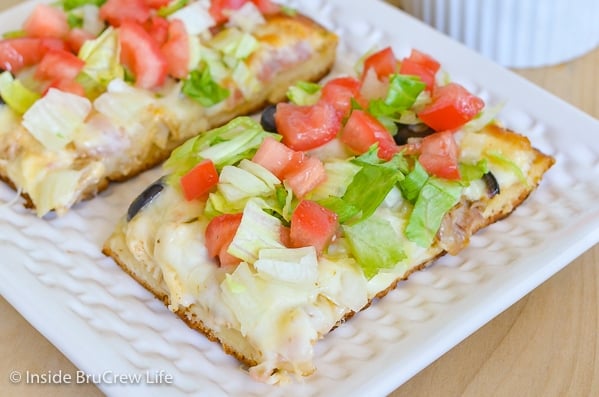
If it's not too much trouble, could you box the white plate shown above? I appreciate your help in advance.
[2,1,599,396]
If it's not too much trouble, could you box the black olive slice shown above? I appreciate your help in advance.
[127,177,166,221]
[393,123,434,145]
[260,104,278,133]
[482,172,500,198]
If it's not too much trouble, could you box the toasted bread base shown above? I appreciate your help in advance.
[103,125,554,382]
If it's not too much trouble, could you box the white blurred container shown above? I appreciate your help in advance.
[395,0,599,68]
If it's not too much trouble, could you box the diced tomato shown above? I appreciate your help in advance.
[209,0,249,24]
[399,49,440,92]
[280,150,305,175]
[0,37,66,73]
[289,200,338,255]
[284,155,326,198]
[100,0,151,26]
[46,79,86,96]
[418,130,460,179]
[417,83,485,131]
[340,110,399,160]
[274,101,340,151]
[251,137,294,179]
[205,213,243,266]
[160,19,189,79]
[144,16,170,46]
[144,0,171,8]
[180,159,219,201]
[279,225,291,247]
[119,20,168,89]
[320,76,366,119]
[35,50,85,82]
[65,28,95,53]
[251,0,281,14]
[361,46,398,81]
[22,4,69,39]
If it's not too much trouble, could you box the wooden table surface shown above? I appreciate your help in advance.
[1,1,598,396]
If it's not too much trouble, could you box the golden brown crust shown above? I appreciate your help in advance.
[102,243,260,369]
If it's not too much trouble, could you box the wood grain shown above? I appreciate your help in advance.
[1,1,598,396]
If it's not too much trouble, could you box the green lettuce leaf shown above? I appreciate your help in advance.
[157,0,189,17]
[164,117,277,182]
[77,27,124,99]
[61,0,106,11]
[182,66,230,107]
[0,72,40,115]
[286,81,321,105]
[343,215,406,279]
[319,148,406,223]
[405,177,462,247]
[398,160,429,203]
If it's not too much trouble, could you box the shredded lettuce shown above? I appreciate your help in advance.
[343,215,406,279]
[286,81,321,105]
[67,13,84,28]
[22,88,91,151]
[231,61,261,99]
[182,65,230,107]
[485,150,528,186]
[385,74,427,110]
[308,159,361,201]
[77,27,124,99]
[405,177,462,247]
[206,159,283,220]
[164,117,276,182]
[60,0,106,10]
[459,159,489,183]
[398,160,429,203]
[368,74,426,117]
[217,160,279,202]
[2,30,26,39]
[367,74,427,133]
[227,198,285,264]
[210,28,259,60]
[158,0,189,17]
[281,5,297,16]
[253,247,319,285]
[319,148,406,223]
[0,72,40,115]
[463,103,504,133]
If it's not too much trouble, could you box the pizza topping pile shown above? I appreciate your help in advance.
[153,47,519,280]
[0,0,283,143]
[0,0,334,217]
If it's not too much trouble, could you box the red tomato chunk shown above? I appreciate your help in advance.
[205,213,243,266]
[320,76,365,119]
[251,137,294,179]
[290,200,339,255]
[100,0,151,26]
[0,37,65,73]
[23,4,69,39]
[274,101,340,151]
[180,159,219,201]
[340,110,399,160]
[119,20,168,89]
[160,19,190,79]
[361,46,398,82]
[417,83,484,131]
[418,130,460,180]
[252,137,326,198]
[399,49,440,92]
